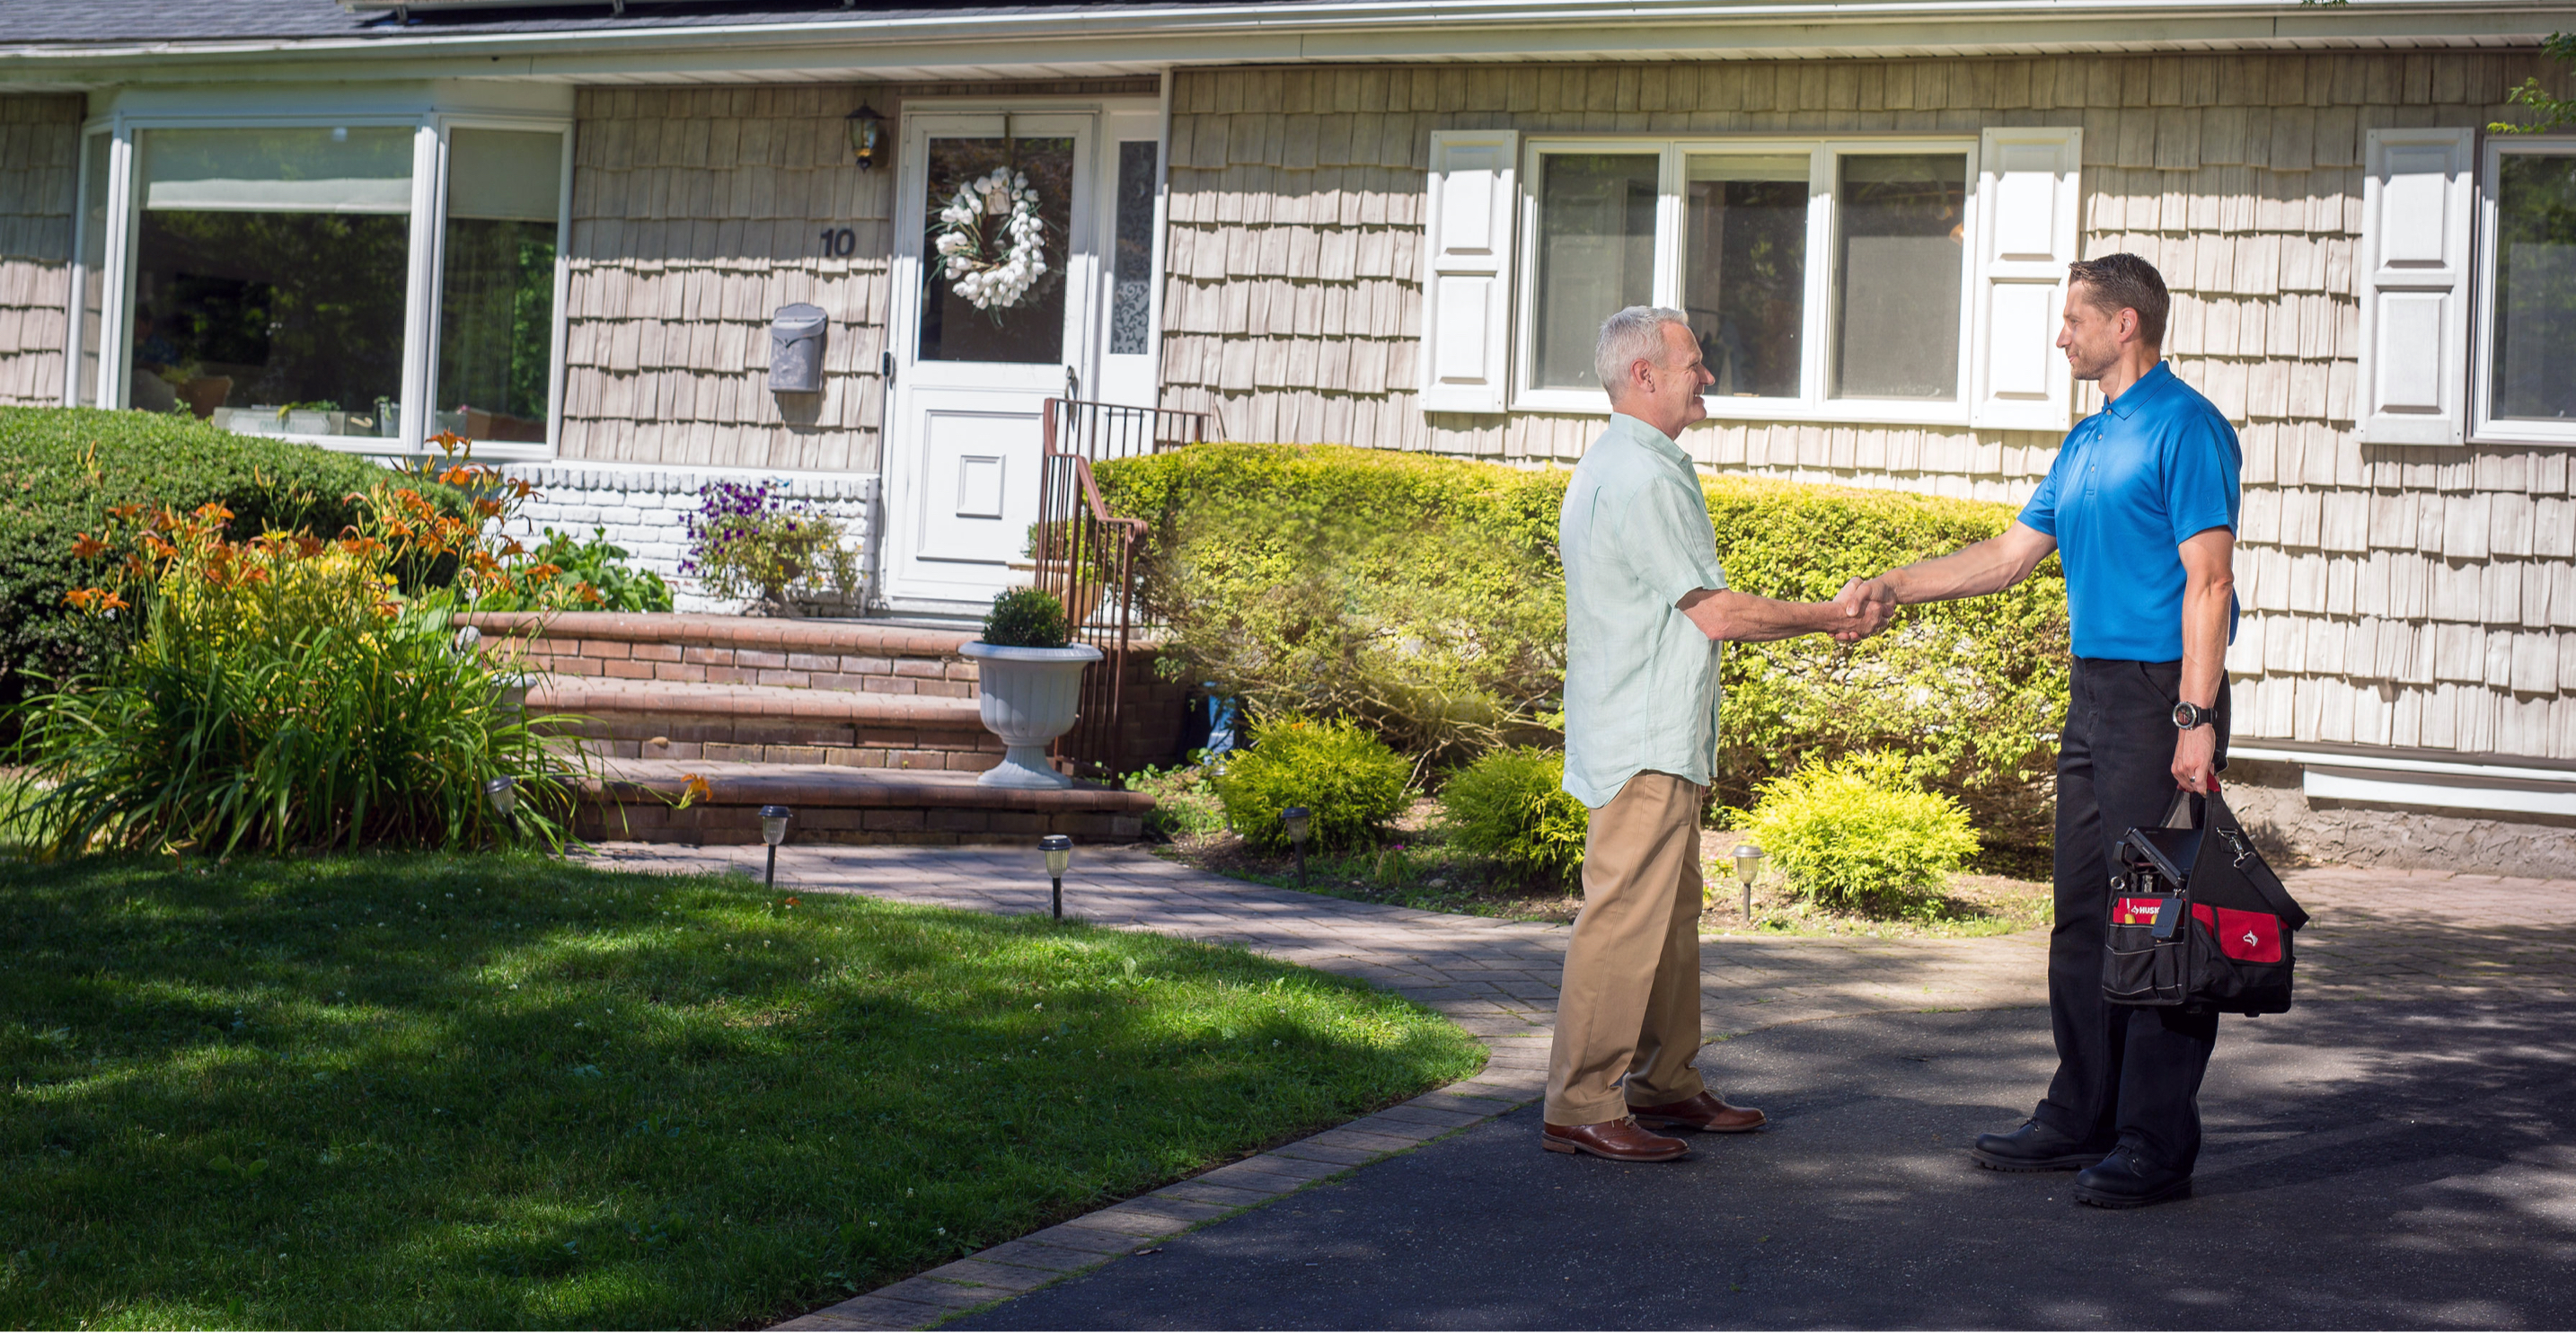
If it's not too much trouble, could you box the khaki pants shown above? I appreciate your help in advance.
[1543,771,1709,1126]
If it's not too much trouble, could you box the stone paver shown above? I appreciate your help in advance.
[571,841,2576,1328]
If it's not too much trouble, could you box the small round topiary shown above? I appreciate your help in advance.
[980,587,1072,649]
[1210,714,1414,854]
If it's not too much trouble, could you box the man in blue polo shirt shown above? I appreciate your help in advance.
[1842,253,2240,1208]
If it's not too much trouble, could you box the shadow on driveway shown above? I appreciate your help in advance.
[961,1000,2576,1329]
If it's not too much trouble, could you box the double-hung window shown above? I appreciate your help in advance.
[1418,128,2083,429]
[2476,137,2576,446]
[67,109,570,457]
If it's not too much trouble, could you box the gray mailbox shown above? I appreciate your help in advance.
[768,303,828,393]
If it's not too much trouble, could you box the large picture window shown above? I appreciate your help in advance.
[1516,138,1978,421]
[73,113,569,455]
[130,126,415,436]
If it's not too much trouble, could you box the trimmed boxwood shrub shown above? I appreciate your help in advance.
[1096,443,2070,852]
[0,408,422,711]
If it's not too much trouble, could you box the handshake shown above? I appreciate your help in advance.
[1826,575,1899,644]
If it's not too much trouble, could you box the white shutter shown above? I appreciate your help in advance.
[2357,128,2475,446]
[1417,129,1518,414]
[1969,127,2082,431]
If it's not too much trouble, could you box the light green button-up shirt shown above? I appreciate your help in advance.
[1559,413,1729,809]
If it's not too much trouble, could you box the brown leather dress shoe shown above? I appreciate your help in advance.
[1629,1091,1767,1133]
[1541,1117,1689,1161]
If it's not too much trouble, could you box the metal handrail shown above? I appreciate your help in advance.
[1034,398,1206,773]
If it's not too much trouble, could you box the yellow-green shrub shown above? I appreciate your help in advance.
[1209,715,1413,853]
[1095,444,2069,849]
[1436,746,1590,887]
[1737,753,1981,914]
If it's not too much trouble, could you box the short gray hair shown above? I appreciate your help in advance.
[1593,305,1692,396]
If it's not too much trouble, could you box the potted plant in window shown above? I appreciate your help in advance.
[959,588,1101,790]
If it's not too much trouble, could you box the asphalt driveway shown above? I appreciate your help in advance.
[960,1000,2576,1329]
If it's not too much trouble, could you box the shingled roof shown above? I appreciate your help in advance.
[0,0,1161,45]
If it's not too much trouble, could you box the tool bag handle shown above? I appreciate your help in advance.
[2164,783,2310,931]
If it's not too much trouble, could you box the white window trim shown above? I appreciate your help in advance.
[68,108,572,463]
[424,112,577,463]
[2470,133,2576,448]
[1510,134,1983,427]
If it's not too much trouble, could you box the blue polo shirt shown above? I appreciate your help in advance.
[2017,361,2241,662]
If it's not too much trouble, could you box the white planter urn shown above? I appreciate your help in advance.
[958,640,1103,789]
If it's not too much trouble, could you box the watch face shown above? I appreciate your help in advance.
[2172,702,2197,728]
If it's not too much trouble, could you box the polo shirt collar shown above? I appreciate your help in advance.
[1609,411,1689,465]
[2103,360,2176,420]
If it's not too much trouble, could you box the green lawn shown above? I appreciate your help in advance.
[0,852,1482,1329]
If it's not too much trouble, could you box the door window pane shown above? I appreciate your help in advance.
[1831,153,1966,401]
[920,136,1073,366]
[437,128,564,445]
[1109,140,1156,357]
[131,127,413,436]
[1684,154,1808,400]
[1532,154,1659,390]
[2492,153,2576,421]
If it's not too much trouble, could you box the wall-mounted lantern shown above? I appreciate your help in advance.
[846,104,888,170]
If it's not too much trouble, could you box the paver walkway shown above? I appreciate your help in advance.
[577,842,2576,1329]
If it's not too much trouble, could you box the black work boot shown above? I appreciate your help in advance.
[2074,1146,2193,1208]
[1971,1118,2112,1172]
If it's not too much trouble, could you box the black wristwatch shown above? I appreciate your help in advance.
[2171,701,2213,730]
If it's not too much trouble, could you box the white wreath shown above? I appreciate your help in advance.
[933,168,1048,311]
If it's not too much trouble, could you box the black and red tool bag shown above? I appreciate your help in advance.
[2103,788,2310,1016]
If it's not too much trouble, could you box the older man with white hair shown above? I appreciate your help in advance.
[1543,306,1889,1163]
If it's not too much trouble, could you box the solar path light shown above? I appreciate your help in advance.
[484,776,517,833]
[760,805,792,888]
[1040,834,1073,920]
[1733,843,1766,925]
[1281,806,1312,890]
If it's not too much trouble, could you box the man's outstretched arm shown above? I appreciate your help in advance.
[1681,585,1894,643]
[1840,521,2060,622]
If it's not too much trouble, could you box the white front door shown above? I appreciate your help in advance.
[882,111,1097,612]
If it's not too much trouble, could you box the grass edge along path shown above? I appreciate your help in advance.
[0,852,1483,1330]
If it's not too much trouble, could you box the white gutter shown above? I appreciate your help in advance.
[4,0,2573,74]
[2229,745,2576,820]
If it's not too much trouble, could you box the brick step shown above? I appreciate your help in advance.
[464,612,978,697]
[578,759,1151,846]
[528,678,1001,773]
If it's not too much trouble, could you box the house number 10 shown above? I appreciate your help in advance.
[818,227,858,257]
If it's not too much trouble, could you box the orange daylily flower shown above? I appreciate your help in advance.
[72,533,109,560]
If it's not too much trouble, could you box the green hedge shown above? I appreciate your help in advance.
[1096,443,2070,848]
[0,408,415,711]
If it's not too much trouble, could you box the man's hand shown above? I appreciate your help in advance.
[1830,577,1898,642]
[2172,725,2219,793]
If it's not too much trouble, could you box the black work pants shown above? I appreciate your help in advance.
[2033,657,2230,1173]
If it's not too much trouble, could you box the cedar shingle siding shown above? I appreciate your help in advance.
[560,79,1154,473]
[1158,53,2576,764]
[0,95,80,408]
